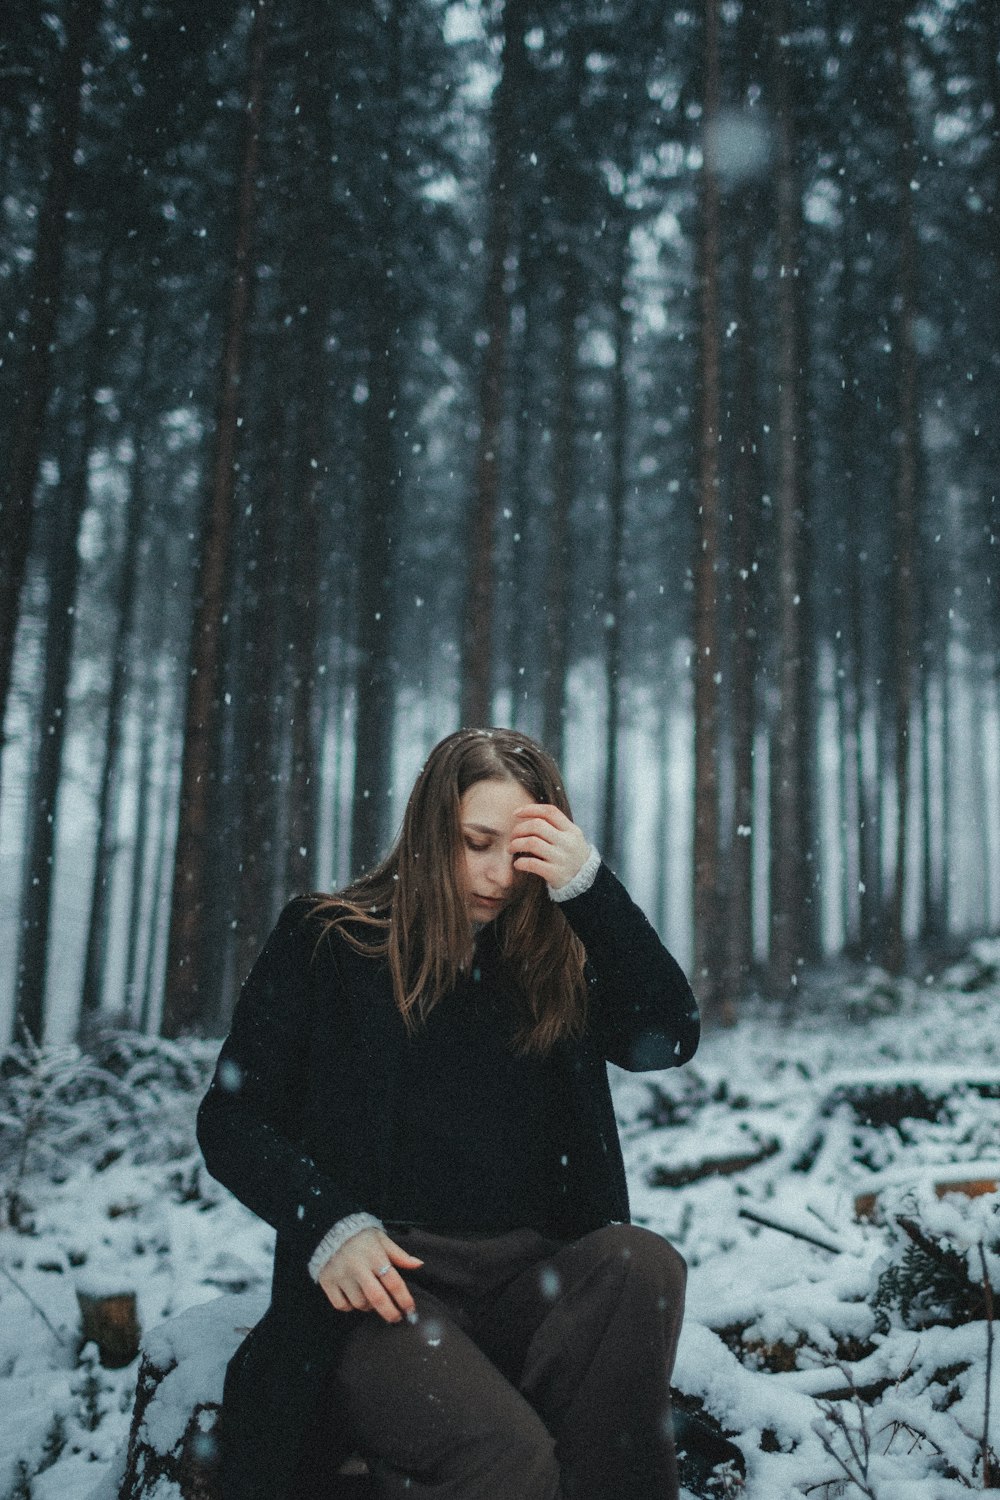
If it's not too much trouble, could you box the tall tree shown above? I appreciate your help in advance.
[161,0,268,1037]
[600,206,630,872]
[723,164,766,1011]
[282,18,340,898]
[0,0,102,801]
[232,385,288,989]
[541,248,581,768]
[79,322,154,1025]
[692,0,725,1020]
[767,0,809,995]
[349,0,407,874]
[460,0,529,729]
[884,0,921,974]
[15,249,113,1042]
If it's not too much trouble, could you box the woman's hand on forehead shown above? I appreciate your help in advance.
[509,803,590,889]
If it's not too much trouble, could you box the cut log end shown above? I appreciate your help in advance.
[855,1177,998,1222]
[76,1288,141,1369]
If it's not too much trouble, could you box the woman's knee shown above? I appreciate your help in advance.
[584,1223,687,1303]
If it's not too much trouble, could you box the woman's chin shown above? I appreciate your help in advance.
[469,896,506,922]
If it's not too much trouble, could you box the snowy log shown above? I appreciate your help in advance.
[118,1292,375,1499]
[119,1292,265,1499]
[648,1136,780,1187]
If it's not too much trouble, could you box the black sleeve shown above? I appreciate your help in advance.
[557,862,700,1071]
[196,898,366,1262]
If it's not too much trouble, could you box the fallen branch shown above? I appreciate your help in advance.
[648,1137,780,1187]
[737,1206,842,1255]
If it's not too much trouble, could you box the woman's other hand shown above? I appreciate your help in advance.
[510,804,590,889]
[317,1227,424,1323]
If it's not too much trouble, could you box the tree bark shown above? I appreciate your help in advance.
[600,208,629,872]
[505,198,544,733]
[123,688,156,1026]
[692,0,725,1023]
[231,387,287,997]
[976,0,1000,658]
[460,0,527,729]
[15,251,113,1043]
[350,0,405,876]
[723,181,764,1013]
[284,113,337,897]
[80,325,154,1026]
[885,4,920,975]
[0,0,101,795]
[833,192,865,956]
[541,249,581,768]
[161,0,268,1037]
[767,0,808,996]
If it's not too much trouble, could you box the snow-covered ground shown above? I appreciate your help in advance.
[2,944,998,1499]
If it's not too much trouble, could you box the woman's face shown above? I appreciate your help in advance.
[457,776,531,924]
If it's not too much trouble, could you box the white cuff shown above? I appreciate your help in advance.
[307,1212,384,1282]
[549,846,602,903]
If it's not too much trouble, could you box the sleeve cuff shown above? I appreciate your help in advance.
[549,846,602,903]
[307,1212,384,1282]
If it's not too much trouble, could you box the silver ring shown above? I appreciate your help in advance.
[376,1263,392,1277]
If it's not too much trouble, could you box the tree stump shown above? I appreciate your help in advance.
[118,1292,374,1499]
[119,1292,265,1499]
[76,1288,141,1369]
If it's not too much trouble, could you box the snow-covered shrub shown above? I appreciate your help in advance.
[871,1184,1000,1334]
[841,968,915,1023]
[940,938,1000,995]
[0,1031,215,1230]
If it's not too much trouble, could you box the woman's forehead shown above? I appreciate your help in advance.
[459,777,533,825]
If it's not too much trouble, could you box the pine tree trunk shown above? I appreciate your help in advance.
[601,209,629,872]
[350,0,405,875]
[977,0,1000,656]
[15,253,112,1042]
[350,294,399,873]
[692,0,725,1022]
[282,32,341,898]
[232,391,287,994]
[283,346,325,897]
[654,693,671,935]
[505,203,544,733]
[939,641,953,934]
[460,0,527,728]
[541,249,581,767]
[0,0,101,791]
[767,0,808,995]
[834,617,853,949]
[80,329,154,1025]
[142,729,183,1035]
[848,503,882,958]
[161,1,268,1036]
[885,5,920,975]
[723,184,764,1013]
[918,575,944,948]
[834,201,867,956]
[124,692,156,1026]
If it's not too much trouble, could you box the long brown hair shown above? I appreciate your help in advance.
[313,728,588,1053]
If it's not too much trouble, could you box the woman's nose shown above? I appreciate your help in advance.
[488,852,515,889]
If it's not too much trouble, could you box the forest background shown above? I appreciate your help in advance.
[1,0,998,1049]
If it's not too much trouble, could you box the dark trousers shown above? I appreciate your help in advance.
[328,1223,686,1500]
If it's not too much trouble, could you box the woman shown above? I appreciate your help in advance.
[198,727,699,1500]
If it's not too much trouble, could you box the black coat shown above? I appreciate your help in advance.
[197,862,699,1500]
